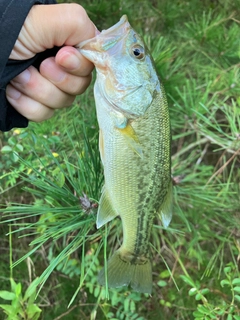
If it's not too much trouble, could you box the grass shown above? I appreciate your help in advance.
[0,0,240,319]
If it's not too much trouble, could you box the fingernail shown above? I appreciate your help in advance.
[14,69,31,84]
[6,85,21,100]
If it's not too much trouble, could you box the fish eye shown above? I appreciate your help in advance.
[131,45,145,60]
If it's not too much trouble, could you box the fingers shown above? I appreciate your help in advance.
[6,3,97,122]
[39,46,93,95]
[6,84,54,122]
[9,66,75,108]
[10,4,97,60]
[6,65,82,122]
[7,47,94,122]
[55,46,94,76]
[40,58,92,96]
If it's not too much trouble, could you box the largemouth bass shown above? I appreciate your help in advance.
[79,15,172,294]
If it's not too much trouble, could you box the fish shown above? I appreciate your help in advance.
[78,15,172,294]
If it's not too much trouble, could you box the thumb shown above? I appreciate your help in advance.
[10,4,97,60]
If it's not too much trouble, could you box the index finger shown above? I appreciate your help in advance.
[25,4,97,53]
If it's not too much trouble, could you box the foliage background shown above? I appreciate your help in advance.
[0,0,240,319]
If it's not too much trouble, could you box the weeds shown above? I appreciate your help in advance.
[0,0,240,319]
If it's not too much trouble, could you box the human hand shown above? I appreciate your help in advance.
[6,4,97,122]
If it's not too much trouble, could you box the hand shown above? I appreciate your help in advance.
[6,4,97,122]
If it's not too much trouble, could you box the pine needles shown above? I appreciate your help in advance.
[0,0,240,319]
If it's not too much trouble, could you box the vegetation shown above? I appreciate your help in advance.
[0,0,239,319]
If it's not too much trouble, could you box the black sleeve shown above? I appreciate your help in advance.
[0,0,58,132]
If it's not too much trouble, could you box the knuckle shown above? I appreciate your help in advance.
[69,4,88,25]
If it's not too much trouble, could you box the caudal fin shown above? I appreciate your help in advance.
[98,250,152,294]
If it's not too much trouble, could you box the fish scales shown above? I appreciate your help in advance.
[78,15,172,293]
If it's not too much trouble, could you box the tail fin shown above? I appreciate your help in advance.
[98,250,152,294]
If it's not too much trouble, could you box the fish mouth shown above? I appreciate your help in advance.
[76,15,131,64]
[100,15,129,37]
[77,15,129,51]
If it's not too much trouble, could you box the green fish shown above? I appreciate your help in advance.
[79,15,172,294]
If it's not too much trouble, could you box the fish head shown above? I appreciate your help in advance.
[78,15,160,118]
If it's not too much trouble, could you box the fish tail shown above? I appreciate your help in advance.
[98,249,152,294]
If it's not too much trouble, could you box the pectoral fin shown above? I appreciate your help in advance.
[158,181,173,228]
[117,123,143,158]
[97,186,118,229]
